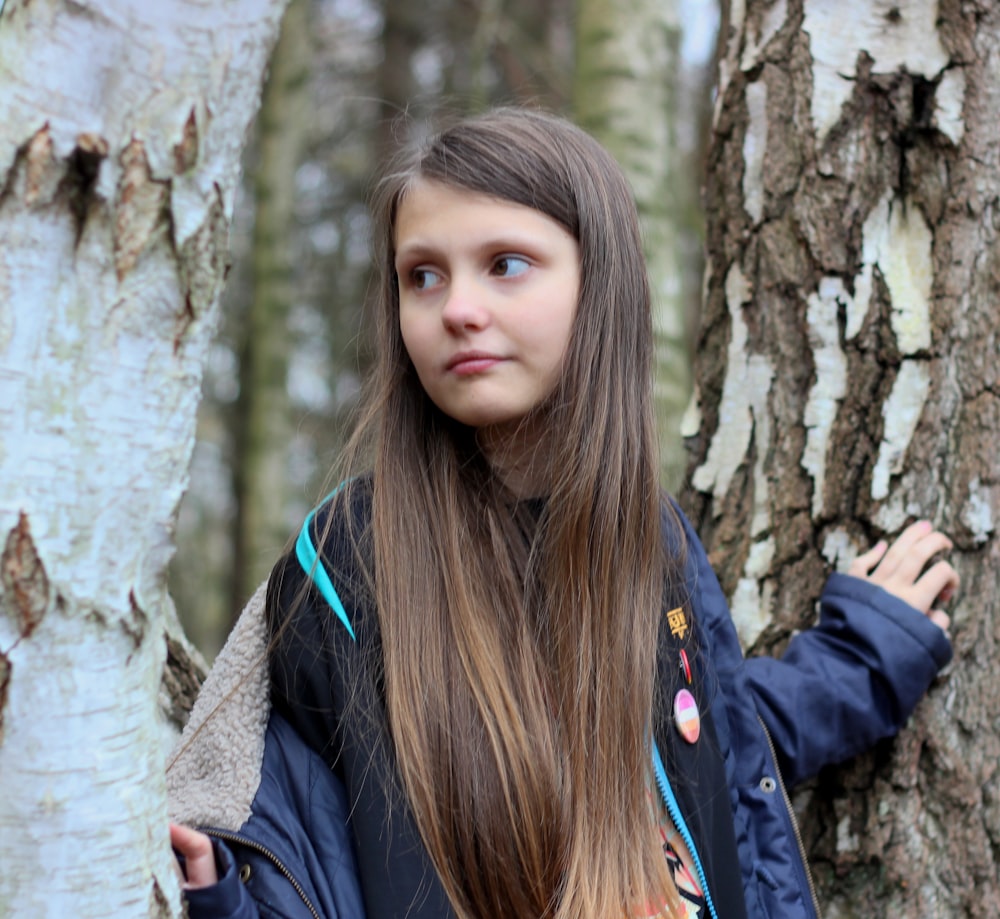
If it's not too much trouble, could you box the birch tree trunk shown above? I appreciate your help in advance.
[686,1,1000,914]
[573,0,691,489]
[0,1,286,915]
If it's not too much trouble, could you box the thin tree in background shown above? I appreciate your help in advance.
[486,0,574,109]
[232,0,313,614]
[377,0,426,153]
[0,0,286,914]
[574,0,691,489]
[171,0,385,654]
[378,0,572,140]
[687,1,999,914]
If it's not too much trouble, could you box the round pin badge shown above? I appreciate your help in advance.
[673,688,700,744]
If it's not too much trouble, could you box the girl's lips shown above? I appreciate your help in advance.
[446,352,505,375]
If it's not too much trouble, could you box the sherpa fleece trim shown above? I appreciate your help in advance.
[166,580,271,832]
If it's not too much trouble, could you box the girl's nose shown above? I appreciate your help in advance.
[441,278,490,332]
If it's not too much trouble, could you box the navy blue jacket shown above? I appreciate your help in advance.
[174,492,952,918]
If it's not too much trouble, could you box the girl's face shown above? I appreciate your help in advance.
[395,180,581,441]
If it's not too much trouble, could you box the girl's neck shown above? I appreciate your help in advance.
[477,414,554,499]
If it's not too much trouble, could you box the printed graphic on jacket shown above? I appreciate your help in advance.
[661,837,705,918]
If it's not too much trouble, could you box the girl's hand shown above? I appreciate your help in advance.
[847,520,959,634]
[170,822,219,889]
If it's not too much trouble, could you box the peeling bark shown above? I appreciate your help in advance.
[689,1,1000,914]
[0,0,286,915]
[115,139,170,281]
[1,513,50,640]
[0,652,10,745]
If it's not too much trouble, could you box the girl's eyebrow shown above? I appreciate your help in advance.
[395,232,553,264]
[393,240,439,263]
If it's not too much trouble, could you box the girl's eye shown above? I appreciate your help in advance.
[410,267,443,290]
[492,256,530,278]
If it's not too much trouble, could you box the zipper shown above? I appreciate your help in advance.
[650,741,719,919]
[202,826,322,919]
[756,716,821,918]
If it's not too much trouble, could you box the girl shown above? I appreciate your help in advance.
[168,108,957,919]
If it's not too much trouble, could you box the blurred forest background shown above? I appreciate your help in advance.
[172,0,720,656]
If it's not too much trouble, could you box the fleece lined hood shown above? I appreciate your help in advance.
[166,581,272,832]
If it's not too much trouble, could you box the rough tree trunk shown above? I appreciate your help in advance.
[0,1,286,915]
[573,0,692,489]
[685,1,999,915]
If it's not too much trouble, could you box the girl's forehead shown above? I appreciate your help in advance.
[392,178,574,248]
[396,178,509,214]
[393,181,578,257]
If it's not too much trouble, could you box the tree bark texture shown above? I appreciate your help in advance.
[232,0,312,614]
[685,1,1000,915]
[573,0,692,489]
[0,0,286,915]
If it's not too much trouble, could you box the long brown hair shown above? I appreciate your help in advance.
[335,108,686,918]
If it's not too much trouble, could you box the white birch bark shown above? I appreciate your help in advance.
[0,1,286,915]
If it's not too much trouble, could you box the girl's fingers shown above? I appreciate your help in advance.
[170,823,218,889]
[847,540,888,578]
[885,531,954,587]
[928,609,951,634]
[938,581,957,604]
[906,560,960,613]
[846,522,959,614]
[869,521,927,578]
[872,520,935,580]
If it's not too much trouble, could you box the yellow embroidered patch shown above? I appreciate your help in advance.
[666,607,688,640]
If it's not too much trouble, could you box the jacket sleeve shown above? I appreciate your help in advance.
[183,839,259,919]
[745,571,953,786]
[668,500,953,790]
